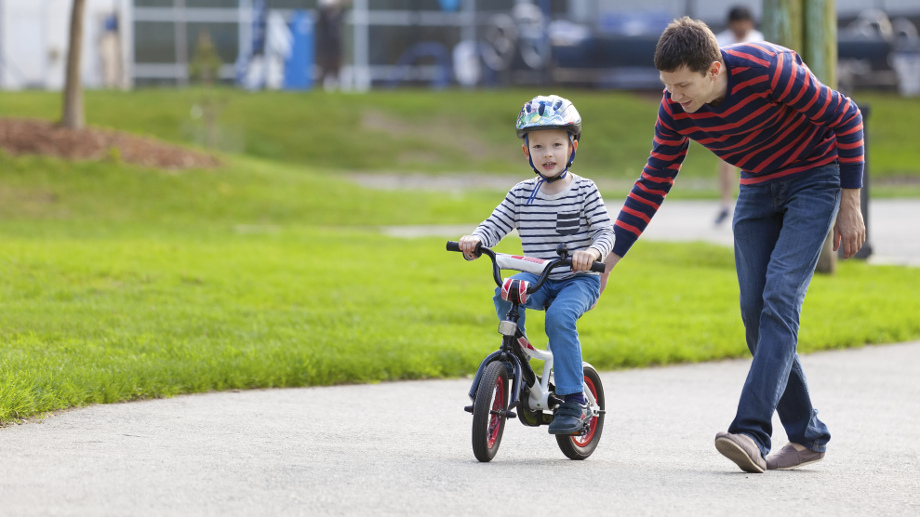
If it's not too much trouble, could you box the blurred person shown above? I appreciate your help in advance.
[604,17,865,473]
[317,0,348,90]
[712,6,764,225]
[459,95,615,435]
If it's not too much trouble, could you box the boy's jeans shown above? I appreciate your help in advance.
[493,273,600,396]
[729,163,841,456]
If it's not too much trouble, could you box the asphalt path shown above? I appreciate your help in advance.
[2,341,919,516]
[2,199,918,516]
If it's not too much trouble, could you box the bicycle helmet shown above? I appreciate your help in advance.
[515,95,582,142]
[516,95,582,195]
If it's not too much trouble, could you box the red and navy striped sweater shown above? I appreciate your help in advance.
[612,42,864,257]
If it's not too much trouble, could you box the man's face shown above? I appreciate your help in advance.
[659,64,720,113]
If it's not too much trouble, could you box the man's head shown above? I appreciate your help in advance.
[727,6,756,42]
[654,17,727,113]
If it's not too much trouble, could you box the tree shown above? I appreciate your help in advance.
[762,0,838,274]
[61,0,86,130]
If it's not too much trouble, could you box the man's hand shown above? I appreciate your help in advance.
[458,235,482,260]
[834,189,866,259]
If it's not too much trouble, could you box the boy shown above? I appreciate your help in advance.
[458,95,615,435]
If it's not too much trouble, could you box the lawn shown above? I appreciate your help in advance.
[1,146,919,424]
[1,88,918,191]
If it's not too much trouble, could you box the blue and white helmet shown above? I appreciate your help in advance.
[515,95,582,141]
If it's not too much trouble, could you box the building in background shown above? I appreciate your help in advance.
[0,0,917,91]
[0,0,132,90]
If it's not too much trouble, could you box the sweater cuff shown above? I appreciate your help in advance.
[840,162,864,190]
[611,226,638,258]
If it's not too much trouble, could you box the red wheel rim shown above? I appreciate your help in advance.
[572,376,598,447]
[487,375,505,448]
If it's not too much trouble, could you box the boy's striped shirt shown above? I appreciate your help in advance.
[473,174,615,280]
[613,42,865,257]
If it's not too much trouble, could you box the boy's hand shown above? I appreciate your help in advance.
[459,235,482,260]
[571,248,601,272]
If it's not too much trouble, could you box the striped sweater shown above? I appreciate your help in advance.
[473,174,615,279]
[613,42,865,257]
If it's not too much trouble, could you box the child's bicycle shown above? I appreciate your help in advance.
[446,241,607,462]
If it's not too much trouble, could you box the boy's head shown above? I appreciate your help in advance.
[515,95,581,180]
[654,17,726,113]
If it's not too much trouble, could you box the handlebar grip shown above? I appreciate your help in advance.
[446,241,482,256]
[591,262,606,274]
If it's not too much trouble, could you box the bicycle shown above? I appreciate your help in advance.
[446,240,607,462]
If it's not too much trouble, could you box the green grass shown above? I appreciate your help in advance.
[2,146,920,423]
[2,88,918,189]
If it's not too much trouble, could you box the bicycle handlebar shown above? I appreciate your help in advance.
[446,241,606,294]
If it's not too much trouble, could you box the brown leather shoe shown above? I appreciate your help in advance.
[766,442,825,470]
[715,432,766,473]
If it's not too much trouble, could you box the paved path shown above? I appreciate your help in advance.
[382,199,920,266]
[2,342,918,516]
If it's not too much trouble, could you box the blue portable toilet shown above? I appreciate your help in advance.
[284,10,314,90]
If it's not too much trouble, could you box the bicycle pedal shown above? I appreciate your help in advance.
[490,409,517,419]
[463,405,473,414]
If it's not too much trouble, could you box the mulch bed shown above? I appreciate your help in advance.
[0,118,221,170]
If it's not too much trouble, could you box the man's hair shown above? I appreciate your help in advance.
[653,16,722,74]
[728,6,754,23]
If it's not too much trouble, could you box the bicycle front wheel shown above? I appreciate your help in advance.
[472,361,510,462]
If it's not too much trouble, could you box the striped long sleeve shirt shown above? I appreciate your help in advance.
[612,42,865,257]
[473,174,615,280]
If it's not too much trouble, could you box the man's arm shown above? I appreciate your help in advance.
[598,252,622,297]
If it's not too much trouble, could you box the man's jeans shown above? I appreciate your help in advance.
[493,273,600,396]
[729,163,841,456]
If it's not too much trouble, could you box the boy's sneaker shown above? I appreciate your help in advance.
[714,432,766,473]
[766,442,825,470]
[548,401,589,435]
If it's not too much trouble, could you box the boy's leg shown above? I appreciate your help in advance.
[728,165,839,458]
[542,275,600,396]
[492,272,547,334]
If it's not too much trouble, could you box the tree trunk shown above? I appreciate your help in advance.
[762,0,838,274]
[61,0,86,130]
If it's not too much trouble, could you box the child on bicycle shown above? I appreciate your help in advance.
[458,94,615,435]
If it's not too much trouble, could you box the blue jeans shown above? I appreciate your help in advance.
[493,273,600,396]
[729,163,841,456]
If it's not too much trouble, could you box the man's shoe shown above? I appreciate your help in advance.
[766,442,825,470]
[715,432,766,473]
[548,401,588,435]
[714,207,731,225]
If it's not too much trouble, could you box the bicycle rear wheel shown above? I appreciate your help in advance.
[472,361,510,462]
[556,364,605,460]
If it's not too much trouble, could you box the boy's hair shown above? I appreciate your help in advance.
[653,17,722,75]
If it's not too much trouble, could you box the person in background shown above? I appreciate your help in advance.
[712,6,764,225]
[316,0,347,90]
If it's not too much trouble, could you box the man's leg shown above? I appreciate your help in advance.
[729,165,840,457]
[715,160,737,224]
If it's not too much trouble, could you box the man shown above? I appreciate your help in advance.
[712,6,764,224]
[601,17,866,473]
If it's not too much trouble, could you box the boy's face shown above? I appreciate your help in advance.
[522,129,577,178]
[659,62,724,113]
